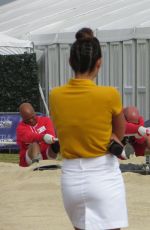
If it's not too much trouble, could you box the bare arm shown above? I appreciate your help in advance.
[112,111,126,141]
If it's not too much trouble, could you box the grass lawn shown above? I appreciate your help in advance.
[0,152,62,164]
[0,153,19,164]
[0,151,149,164]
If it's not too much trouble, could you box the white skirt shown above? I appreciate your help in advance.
[61,154,128,230]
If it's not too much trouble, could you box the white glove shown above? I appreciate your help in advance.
[138,126,150,137]
[43,134,57,144]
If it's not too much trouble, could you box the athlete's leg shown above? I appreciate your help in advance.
[132,142,146,156]
[27,142,42,164]
[145,136,150,149]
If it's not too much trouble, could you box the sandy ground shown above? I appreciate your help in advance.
[0,156,150,230]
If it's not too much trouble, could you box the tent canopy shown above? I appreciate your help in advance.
[0,0,150,44]
[0,33,33,54]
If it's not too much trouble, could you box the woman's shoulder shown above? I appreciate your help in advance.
[50,85,67,94]
[96,85,120,94]
[50,86,61,93]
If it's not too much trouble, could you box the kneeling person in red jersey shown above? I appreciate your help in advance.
[123,106,150,157]
[109,106,150,160]
[16,103,59,167]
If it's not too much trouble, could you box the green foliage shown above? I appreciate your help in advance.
[0,53,40,112]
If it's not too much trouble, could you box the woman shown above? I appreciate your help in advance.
[49,28,128,230]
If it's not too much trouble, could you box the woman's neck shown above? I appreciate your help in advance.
[75,72,95,80]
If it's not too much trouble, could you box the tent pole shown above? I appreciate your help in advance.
[39,83,49,116]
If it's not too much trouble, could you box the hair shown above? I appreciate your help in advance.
[69,27,102,74]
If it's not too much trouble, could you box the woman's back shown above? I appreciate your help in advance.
[50,78,122,159]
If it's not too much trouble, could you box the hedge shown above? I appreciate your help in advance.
[0,53,40,112]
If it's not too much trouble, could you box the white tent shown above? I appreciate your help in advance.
[0,0,150,44]
[0,33,33,55]
[0,0,150,119]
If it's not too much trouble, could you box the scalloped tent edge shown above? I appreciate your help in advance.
[0,33,33,55]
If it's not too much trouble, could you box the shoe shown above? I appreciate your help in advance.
[32,158,39,164]
[31,153,41,164]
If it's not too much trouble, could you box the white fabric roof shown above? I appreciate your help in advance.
[0,33,33,54]
[0,0,150,45]
[0,33,32,48]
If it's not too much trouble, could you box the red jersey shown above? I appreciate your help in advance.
[16,116,55,167]
[125,116,145,144]
[125,116,146,156]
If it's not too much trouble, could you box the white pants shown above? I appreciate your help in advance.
[61,154,128,230]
